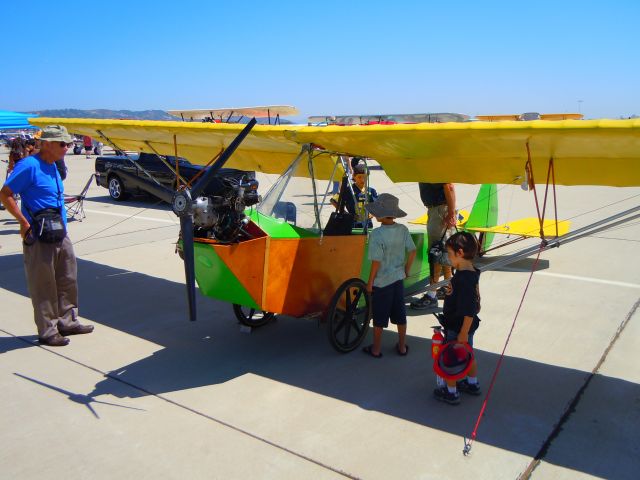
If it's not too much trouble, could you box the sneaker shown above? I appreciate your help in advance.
[410,293,438,310]
[39,333,70,347]
[433,386,460,405]
[457,379,482,396]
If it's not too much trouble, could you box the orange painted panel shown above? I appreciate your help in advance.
[211,236,267,307]
[263,236,366,317]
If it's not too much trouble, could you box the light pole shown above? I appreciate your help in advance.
[578,100,583,114]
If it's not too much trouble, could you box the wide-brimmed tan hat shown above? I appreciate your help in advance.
[365,193,407,218]
[39,125,74,143]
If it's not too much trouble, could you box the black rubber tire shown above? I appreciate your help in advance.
[327,278,371,353]
[108,175,128,201]
[232,304,275,328]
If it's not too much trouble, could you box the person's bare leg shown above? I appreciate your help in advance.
[397,324,407,353]
[442,265,453,280]
[468,359,477,377]
[372,326,383,355]
[431,263,442,286]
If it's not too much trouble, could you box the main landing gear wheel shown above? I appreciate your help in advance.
[232,304,275,328]
[327,278,371,352]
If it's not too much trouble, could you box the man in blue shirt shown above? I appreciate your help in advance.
[0,125,93,346]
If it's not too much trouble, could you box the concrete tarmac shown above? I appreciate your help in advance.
[1,146,639,479]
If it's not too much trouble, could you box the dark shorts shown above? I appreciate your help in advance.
[446,329,474,348]
[372,279,406,328]
[84,145,92,151]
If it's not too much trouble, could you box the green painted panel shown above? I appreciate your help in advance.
[192,242,260,309]
[465,184,499,251]
[247,210,318,238]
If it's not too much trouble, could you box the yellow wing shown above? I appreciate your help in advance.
[285,119,640,186]
[29,117,307,175]
[466,218,571,238]
[29,117,640,186]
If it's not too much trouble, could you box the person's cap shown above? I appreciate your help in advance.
[353,164,366,175]
[365,193,407,218]
[433,341,474,381]
[39,125,74,143]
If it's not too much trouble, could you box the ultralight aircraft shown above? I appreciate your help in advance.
[29,111,640,353]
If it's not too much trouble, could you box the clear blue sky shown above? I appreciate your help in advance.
[3,0,639,120]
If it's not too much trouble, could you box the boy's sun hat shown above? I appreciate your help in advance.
[433,341,474,381]
[365,193,407,218]
[39,125,74,143]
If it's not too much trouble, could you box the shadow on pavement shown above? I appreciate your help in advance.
[0,253,637,478]
[87,195,172,211]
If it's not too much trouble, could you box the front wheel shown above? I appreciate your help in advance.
[232,304,275,328]
[327,278,371,352]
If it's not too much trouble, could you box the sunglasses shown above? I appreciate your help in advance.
[58,142,73,147]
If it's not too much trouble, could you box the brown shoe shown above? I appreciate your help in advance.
[39,333,70,347]
[59,324,94,336]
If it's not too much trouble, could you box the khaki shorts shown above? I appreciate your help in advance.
[427,204,455,265]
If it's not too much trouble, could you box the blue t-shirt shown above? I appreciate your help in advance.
[368,223,416,288]
[4,154,66,227]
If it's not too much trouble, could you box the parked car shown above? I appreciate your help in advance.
[94,152,254,201]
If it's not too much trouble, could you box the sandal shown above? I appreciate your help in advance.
[396,343,409,356]
[362,345,383,358]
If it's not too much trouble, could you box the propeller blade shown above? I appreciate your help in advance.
[114,169,175,204]
[191,118,257,198]
[180,216,197,321]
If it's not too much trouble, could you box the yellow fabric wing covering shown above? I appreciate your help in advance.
[285,119,640,186]
[29,117,308,175]
[466,218,571,238]
[29,117,640,186]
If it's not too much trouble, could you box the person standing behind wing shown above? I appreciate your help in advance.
[411,183,456,310]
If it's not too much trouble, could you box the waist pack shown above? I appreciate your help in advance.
[31,208,66,243]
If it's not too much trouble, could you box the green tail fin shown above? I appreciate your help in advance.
[464,184,498,251]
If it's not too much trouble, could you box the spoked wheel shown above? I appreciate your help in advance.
[232,304,275,328]
[108,175,128,201]
[327,278,371,352]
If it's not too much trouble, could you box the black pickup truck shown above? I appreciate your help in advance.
[94,152,252,201]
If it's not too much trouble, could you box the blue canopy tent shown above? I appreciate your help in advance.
[0,110,39,130]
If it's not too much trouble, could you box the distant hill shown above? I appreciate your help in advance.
[33,109,175,120]
[32,109,293,124]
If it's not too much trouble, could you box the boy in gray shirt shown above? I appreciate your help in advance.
[363,194,416,358]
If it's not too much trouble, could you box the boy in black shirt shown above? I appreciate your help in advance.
[434,231,482,405]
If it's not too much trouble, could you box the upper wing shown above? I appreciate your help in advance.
[29,117,304,175]
[167,105,299,121]
[285,119,640,186]
[30,117,640,186]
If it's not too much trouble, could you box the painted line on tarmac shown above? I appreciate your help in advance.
[83,209,178,224]
[501,267,640,289]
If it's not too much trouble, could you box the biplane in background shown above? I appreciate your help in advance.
[168,105,298,125]
[28,113,640,353]
[475,112,584,122]
[308,112,469,126]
